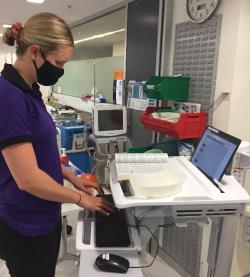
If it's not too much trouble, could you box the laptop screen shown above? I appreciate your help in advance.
[191,127,241,182]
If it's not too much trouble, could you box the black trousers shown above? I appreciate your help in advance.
[0,219,61,277]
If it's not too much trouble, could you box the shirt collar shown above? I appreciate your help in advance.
[1,63,42,98]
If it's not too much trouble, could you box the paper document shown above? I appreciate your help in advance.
[115,153,169,177]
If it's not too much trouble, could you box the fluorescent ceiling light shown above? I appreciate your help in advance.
[0,34,3,37]
[2,24,11,28]
[26,0,45,3]
[74,29,125,45]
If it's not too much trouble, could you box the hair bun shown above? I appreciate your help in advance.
[2,21,23,46]
[2,28,15,46]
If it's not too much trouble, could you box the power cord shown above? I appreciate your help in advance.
[128,224,159,269]
[91,160,107,174]
[132,207,176,226]
[82,130,95,171]
[156,223,176,256]
[128,222,176,269]
[133,207,158,223]
[158,223,176,228]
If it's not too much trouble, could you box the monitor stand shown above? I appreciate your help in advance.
[94,135,129,155]
[93,135,130,186]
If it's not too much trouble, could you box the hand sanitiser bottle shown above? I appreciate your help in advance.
[60,148,83,175]
[60,148,69,166]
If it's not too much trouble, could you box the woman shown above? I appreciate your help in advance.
[0,13,113,277]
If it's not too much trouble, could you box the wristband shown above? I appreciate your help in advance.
[76,192,81,205]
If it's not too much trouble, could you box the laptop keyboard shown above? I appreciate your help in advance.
[95,194,131,247]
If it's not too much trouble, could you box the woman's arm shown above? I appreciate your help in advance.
[2,142,113,214]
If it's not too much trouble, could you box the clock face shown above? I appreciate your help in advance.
[186,0,219,23]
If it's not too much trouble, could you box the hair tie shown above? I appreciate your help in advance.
[10,22,23,41]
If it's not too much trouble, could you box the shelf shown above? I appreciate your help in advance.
[76,209,142,252]
[54,93,93,113]
[76,208,143,276]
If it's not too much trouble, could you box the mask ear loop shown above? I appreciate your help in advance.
[32,47,45,71]
[32,50,39,71]
[39,50,47,61]
[32,60,38,71]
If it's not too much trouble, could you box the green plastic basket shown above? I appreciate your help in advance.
[127,146,152,153]
[143,76,190,101]
[128,140,179,156]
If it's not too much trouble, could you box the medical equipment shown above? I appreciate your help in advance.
[92,104,127,137]
[56,121,93,173]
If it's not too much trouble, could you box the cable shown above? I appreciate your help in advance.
[133,207,158,222]
[127,222,176,269]
[156,223,177,261]
[158,224,175,228]
[82,129,95,171]
[128,224,159,269]
[91,160,107,175]
[133,207,176,225]
[92,161,106,185]
[93,151,111,162]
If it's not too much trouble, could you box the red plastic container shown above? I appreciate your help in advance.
[140,107,207,138]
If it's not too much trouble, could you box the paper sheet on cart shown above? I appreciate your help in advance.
[115,153,169,177]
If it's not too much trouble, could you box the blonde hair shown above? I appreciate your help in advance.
[3,13,74,56]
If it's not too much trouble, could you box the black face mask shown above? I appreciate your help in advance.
[33,52,64,86]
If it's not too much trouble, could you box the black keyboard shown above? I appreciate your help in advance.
[95,194,131,247]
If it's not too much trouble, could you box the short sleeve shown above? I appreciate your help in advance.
[0,94,32,150]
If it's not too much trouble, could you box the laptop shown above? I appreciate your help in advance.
[190,126,241,193]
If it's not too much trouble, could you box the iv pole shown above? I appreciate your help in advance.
[93,61,97,106]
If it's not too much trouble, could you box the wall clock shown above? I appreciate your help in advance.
[186,0,219,23]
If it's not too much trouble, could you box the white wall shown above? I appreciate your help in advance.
[212,0,241,133]
[71,46,113,60]
[228,0,250,141]
[167,0,250,141]
[113,41,125,56]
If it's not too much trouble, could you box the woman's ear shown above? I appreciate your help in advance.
[30,45,40,60]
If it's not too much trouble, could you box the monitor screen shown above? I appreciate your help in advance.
[92,104,127,137]
[191,127,241,181]
[98,110,123,131]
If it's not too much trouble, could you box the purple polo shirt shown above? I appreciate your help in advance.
[0,64,63,237]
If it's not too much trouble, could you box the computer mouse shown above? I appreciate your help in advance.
[95,253,129,273]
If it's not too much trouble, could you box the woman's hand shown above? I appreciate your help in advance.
[78,192,114,215]
[74,178,104,196]
[61,165,104,195]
